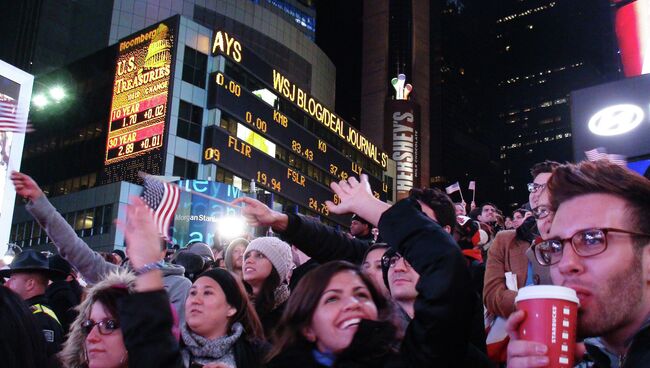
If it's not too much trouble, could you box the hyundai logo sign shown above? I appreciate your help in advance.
[588,104,645,136]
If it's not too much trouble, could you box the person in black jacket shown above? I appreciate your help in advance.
[46,254,82,334]
[112,197,267,368]
[0,249,65,359]
[266,261,402,367]
[0,286,53,368]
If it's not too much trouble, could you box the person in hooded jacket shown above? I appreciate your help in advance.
[11,171,191,322]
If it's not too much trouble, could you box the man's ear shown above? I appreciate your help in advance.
[443,225,452,234]
[302,326,316,342]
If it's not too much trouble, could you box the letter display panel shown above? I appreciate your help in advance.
[102,17,179,183]
[207,72,389,201]
[203,126,350,224]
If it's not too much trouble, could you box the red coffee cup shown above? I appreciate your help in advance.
[515,285,580,368]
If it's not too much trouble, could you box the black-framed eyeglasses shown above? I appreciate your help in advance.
[532,228,650,266]
[532,205,552,220]
[81,319,120,335]
[527,182,546,193]
[381,252,412,269]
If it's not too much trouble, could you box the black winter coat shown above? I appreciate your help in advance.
[271,198,492,367]
[119,290,266,368]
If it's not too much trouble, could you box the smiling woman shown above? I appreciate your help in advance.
[266,261,398,367]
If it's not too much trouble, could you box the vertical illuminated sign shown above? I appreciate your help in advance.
[102,17,178,183]
[385,100,420,200]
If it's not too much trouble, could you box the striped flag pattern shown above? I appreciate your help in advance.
[445,182,461,194]
[141,175,180,241]
[0,100,29,133]
[585,147,627,167]
[468,181,476,191]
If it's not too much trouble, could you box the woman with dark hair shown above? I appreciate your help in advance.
[104,197,268,367]
[241,236,294,337]
[0,286,52,368]
[181,268,267,367]
[361,242,390,296]
[266,261,400,367]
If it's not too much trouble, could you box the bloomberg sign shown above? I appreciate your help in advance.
[570,73,650,161]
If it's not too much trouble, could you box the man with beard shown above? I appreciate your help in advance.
[506,160,650,368]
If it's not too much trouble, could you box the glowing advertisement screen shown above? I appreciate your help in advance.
[570,73,650,161]
[0,60,32,254]
[614,0,650,77]
[102,17,178,183]
[170,180,245,247]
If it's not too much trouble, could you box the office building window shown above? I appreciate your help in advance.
[173,156,198,179]
[178,100,203,143]
[182,46,207,88]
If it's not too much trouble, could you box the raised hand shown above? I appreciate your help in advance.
[231,196,288,232]
[119,196,164,270]
[10,171,45,201]
[325,174,388,226]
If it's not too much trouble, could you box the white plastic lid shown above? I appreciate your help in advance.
[515,285,580,305]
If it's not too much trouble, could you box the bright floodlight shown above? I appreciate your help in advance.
[217,216,247,239]
[32,94,49,108]
[49,86,65,102]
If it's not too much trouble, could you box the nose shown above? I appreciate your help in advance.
[555,240,584,276]
[392,257,408,272]
[86,325,102,343]
[343,296,362,311]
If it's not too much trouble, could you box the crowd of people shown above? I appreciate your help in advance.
[1,158,649,368]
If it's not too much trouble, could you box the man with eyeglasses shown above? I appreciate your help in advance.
[484,161,557,320]
[507,160,650,368]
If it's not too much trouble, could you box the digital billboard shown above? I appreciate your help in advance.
[102,17,179,184]
[613,0,650,77]
[210,30,390,171]
[202,126,350,225]
[570,73,650,161]
[0,60,32,255]
[170,180,245,247]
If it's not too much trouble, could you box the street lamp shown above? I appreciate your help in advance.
[31,85,67,109]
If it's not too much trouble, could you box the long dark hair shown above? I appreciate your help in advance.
[0,287,50,368]
[245,267,281,317]
[267,261,395,361]
[195,269,264,341]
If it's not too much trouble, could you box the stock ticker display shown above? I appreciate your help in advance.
[206,31,391,224]
[102,17,178,184]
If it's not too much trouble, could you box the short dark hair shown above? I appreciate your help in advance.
[548,161,650,246]
[480,202,498,211]
[530,160,560,179]
[408,187,456,229]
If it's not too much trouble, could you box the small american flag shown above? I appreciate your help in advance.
[445,182,461,194]
[584,147,608,161]
[0,100,29,133]
[468,181,476,191]
[141,175,180,241]
[585,147,627,167]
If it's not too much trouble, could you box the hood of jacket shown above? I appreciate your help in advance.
[58,270,136,368]
[160,261,185,277]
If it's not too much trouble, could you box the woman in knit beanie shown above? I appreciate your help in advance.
[242,237,294,338]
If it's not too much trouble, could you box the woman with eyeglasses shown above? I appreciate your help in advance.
[59,270,134,368]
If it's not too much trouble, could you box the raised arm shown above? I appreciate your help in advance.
[232,196,370,264]
[12,171,118,284]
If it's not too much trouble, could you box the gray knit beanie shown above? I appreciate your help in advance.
[244,237,293,282]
